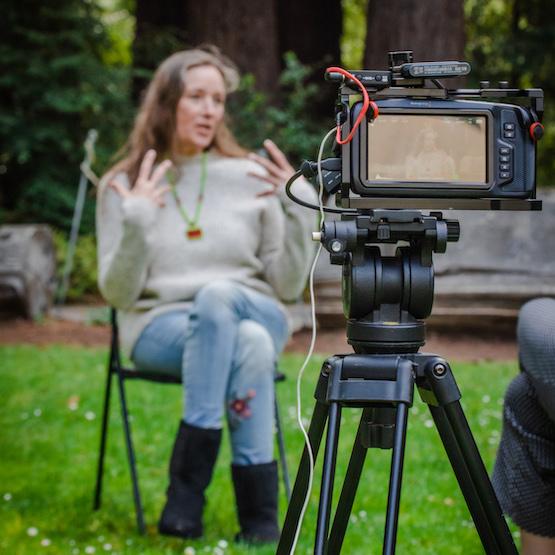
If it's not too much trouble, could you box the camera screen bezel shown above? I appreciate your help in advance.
[351,103,497,197]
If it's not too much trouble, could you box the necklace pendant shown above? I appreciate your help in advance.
[186,226,203,240]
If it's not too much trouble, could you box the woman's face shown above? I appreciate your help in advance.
[175,64,226,155]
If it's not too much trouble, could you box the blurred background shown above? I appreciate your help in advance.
[1,3,555,554]
[1,0,554,308]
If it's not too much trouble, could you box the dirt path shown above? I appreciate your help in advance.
[0,317,517,361]
[288,329,516,361]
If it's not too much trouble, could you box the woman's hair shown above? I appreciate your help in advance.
[109,45,246,186]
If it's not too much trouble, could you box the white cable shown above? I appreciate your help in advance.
[290,127,337,554]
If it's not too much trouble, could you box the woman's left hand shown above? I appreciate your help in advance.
[248,139,295,197]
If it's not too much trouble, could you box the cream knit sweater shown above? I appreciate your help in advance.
[96,151,317,356]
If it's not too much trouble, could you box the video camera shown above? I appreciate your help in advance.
[299,50,544,211]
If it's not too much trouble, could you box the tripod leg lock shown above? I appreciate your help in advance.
[417,357,461,406]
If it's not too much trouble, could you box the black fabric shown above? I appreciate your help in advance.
[492,372,555,537]
[231,461,280,543]
[518,298,555,421]
[493,297,555,537]
[158,421,222,539]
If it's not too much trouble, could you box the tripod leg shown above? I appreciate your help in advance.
[382,402,410,555]
[277,399,329,555]
[429,405,498,550]
[430,401,518,554]
[315,402,342,555]
[327,408,371,555]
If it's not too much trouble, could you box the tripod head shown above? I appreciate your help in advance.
[317,210,460,354]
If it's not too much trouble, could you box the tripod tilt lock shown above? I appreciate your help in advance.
[277,210,518,555]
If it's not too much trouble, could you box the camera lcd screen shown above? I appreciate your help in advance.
[367,114,487,184]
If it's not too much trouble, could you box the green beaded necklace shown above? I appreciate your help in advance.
[167,152,207,240]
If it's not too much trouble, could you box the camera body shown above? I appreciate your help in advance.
[330,52,544,203]
[348,97,536,198]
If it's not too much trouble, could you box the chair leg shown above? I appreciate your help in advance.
[274,394,291,500]
[94,364,113,510]
[116,372,146,534]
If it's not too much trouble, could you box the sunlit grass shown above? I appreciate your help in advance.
[0,345,518,554]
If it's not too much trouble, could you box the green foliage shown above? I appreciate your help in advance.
[228,52,328,165]
[52,230,99,301]
[0,0,134,232]
[0,345,519,553]
[97,0,135,66]
[465,0,555,186]
[341,0,368,69]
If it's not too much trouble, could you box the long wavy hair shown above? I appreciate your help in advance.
[109,46,246,187]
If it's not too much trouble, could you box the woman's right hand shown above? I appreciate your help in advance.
[109,149,172,207]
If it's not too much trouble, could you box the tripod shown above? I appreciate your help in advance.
[277,210,517,555]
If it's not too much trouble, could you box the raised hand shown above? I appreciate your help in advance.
[109,149,172,207]
[248,139,296,197]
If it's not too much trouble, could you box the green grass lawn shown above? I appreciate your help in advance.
[0,344,519,554]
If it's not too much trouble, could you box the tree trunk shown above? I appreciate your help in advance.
[132,0,188,101]
[184,0,281,94]
[133,1,343,106]
[364,0,465,71]
[278,0,342,69]
[277,0,343,117]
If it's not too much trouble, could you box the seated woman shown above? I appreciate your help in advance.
[493,298,555,555]
[96,46,316,543]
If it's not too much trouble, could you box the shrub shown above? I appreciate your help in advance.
[0,1,134,233]
[52,230,99,302]
[228,52,328,164]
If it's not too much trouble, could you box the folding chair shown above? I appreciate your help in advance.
[93,308,291,534]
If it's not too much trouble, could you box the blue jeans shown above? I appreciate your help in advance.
[131,280,289,465]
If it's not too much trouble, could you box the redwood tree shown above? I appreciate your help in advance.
[277,0,343,115]
[132,0,189,99]
[364,0,465,70]
[132,0,344,101]
[184,0,281,94]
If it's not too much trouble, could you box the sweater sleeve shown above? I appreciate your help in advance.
[258,177,318,302]
[96,174,159,309]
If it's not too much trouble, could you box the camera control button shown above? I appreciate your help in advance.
[503,123,515,131]
[499,155,511,163]
[504,130,515,139]
[499,147,511,155]
[499,172,511,180]
[499,164,510,171]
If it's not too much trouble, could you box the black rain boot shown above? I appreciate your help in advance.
[158,421,222,538]
[231,461,280,543]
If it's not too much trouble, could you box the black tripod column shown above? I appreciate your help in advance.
[314,401,342,555]
[318,356,414,555]
[383,400,410,554]
[326,409,372,554]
